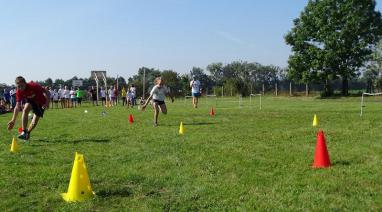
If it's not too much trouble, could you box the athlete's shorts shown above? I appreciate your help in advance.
[153,99,165,105]
[192,92,201,97]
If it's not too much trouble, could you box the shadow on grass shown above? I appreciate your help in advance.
[97,187,133,198]
[35,138,111,144]
[161,122,216,126]
[332,160,351,166]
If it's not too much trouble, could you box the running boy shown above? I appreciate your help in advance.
[7,76,50,140]
[142,77,174,127]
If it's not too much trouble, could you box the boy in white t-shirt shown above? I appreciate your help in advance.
[108,86,115,106]
[58,85,65,109]
[100,87,106,106]
[69,87,77,108]
[142,77,174,127]
[52,89,59,109]
[190,77,201,108]
[63,86,70,108]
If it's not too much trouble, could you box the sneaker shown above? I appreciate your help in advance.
[18,131,30,141]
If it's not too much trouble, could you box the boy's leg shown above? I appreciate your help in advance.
[159,104,167,114]
[195,96,199,108]
[153,102,159,125]
[22,103,32,131]
[28,114,40,133]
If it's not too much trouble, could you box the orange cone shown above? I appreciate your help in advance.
[129,114,134,124]
[209,107,215,116]
[312,130,331,168]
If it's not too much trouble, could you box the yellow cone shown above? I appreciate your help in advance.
[179,122,185,135]
[313,114,318,127]
[61,152,95,202]
[10,137,18,153]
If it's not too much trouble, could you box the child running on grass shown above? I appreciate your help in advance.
[7,76,50,140]
[142,77,174,127]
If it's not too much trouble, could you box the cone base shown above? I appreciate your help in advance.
[61,191,95,202]
[312,164,331,169]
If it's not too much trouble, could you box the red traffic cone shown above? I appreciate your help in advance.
[209,107,215,116]
[129,114,134,124]
[312,130,331,168]
[18,127,23,134]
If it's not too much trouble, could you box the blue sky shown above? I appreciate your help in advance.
[1,0,382,84]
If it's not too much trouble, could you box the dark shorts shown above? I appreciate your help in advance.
[27,100,45,118]
[101,97,106,101]
[153,99,165,105]
[192,92,201,97]
[77,98,82,103]
[92,96,97,101]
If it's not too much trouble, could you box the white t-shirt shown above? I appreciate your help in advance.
[126,92,132,99]
[49,90,54,98]
[58,89,64,98]
[150,85,168,101]
[130,87,136,97]
[109,89,115,98]
[100,90,106,98]
[70,90,76,99]
[53,91,59,100]
[190,80,201,93]
[64,89,70,98]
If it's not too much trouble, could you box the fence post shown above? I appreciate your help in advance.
[289,82,292,96]
[275,82,278,96]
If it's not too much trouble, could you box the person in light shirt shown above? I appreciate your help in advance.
[190,77,201,108]
[142,77,174,127]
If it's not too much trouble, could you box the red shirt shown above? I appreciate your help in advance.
[16,82,47,106]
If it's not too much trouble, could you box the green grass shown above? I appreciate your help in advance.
[1,96,382,211]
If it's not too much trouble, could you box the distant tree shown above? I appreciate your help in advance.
[285,0,382,96]
[207,63,224,86]
[364,41,382,92]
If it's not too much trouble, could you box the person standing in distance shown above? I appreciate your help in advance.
[190,77,201,108]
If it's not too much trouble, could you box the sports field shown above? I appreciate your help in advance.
[1,97,382,211]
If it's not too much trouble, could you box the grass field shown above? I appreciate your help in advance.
[1,96,382,211]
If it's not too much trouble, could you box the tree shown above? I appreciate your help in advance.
[364,41,382,92]
[207,63,224,86]
[285,0,382,96]
[161,70,182,95]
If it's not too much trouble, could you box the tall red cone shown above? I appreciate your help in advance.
[129,114,134,124]
[312,130,331,168]
[209,107,215,116]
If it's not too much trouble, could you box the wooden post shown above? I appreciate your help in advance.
[305,83,309,97]
[275,82,278,96]
[262,83,265,95]
[289,82,292,96]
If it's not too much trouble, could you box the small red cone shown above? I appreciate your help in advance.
[129,114,134,124]
[18,127,23,134]
[209,107,215,116]
[312,130,331,168]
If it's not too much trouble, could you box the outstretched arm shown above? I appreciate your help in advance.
[142,94,153,110]
[7,102,20,130]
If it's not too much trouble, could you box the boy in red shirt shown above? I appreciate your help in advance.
[7,76,50,140]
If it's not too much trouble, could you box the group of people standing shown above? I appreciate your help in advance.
[48,86,85,109]
[88,84,137,107]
